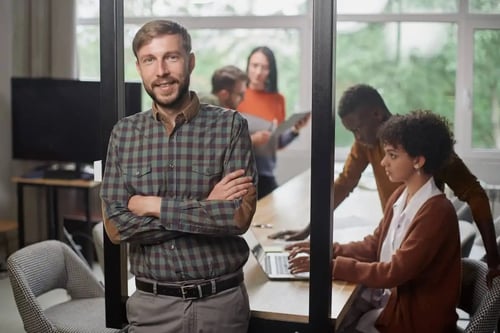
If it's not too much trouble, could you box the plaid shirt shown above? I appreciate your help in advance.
[100,92,257,281]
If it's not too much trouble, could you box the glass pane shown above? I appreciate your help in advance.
[124,25,301,114]
[472,29,500,149]
[337,0,457,14]
[124,0,307,17]
[77,25,100,80]
[77,0,99,19]
[335,22,457,147]
[469,0,500,13]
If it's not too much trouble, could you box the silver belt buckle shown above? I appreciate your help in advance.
[180,284,199,300]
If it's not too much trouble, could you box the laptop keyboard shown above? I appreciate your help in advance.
[265,254,290,275]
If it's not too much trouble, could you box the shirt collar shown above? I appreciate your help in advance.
[393,177,442,222]
[152,91,200,125]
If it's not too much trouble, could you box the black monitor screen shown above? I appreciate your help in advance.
[11,78,142,164]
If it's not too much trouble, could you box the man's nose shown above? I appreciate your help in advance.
[157,60,170,76]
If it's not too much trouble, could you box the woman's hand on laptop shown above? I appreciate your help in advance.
[287,242,311,274]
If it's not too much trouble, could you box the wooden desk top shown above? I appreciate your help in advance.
[245,168,361,324]
[12,176,101,189]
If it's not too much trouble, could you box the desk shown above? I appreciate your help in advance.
[123,169,379,331]
[12,177,101,248]
[246,168,374,330]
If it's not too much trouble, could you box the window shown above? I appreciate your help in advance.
[124,0,308,16]
[337,0,457,14]
[76,0,500,162]
[335,21,456,147]
[77,0,309,115]
[469,0,500,13]
[472,29,500,149]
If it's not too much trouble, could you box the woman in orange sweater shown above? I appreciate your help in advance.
[238,46,310,199]
[288,110,461,333]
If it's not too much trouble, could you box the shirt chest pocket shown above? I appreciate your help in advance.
[191,164,223,194]
[122,165,158,195]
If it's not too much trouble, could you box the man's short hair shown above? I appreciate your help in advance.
[338,84,389,118]
[132,20,191,58]
[211,65,248,94]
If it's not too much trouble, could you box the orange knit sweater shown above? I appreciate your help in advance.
[237,88,286,123]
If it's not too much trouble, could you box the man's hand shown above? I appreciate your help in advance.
[251,130,272,147]
[128,195,161,217]
[287,241,311,274]
[207,169,253,201]
[268,225,310,241]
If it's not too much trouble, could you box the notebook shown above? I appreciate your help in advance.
[244,230,310,281]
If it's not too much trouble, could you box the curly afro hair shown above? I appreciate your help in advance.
[378,110,455,175]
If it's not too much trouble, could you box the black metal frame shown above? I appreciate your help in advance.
[309,1,337,331]
[99,0,128,329]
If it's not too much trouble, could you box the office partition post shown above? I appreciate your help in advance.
[309,0,337,332]
[99,0,128,329]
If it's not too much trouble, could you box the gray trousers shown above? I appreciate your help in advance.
[126,283,250,333]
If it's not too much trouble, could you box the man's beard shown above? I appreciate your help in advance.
[146,76,190,109]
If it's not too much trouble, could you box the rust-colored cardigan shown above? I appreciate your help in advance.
[332,186,461,333]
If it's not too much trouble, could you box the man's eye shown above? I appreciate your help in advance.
[142,57,154,64]
[167,55,179,62]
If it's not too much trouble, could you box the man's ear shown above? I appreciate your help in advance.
[219,89,230,100]
[188,52,195,74]
[135,60,141,75]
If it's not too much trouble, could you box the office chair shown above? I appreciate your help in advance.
[457,258,500,333]
[92,221,105,274]
[7,240,121,333]
[459,220,477,258]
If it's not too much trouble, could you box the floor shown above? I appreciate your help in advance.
[0,262,104,333]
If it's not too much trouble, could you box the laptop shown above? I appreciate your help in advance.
[244,230,309,281]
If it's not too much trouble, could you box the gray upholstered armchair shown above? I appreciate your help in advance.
[7,239,121,333]
[458,258,500,333]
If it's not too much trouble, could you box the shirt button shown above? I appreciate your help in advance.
[135,170,140,176]
[169,163,174,169]
[170,244,175,250]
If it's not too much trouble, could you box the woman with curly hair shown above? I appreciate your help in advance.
[288,110,461,333]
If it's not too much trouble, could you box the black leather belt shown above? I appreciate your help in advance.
[135,272,243,300]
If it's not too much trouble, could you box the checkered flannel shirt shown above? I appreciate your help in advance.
[100,92,257,281]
